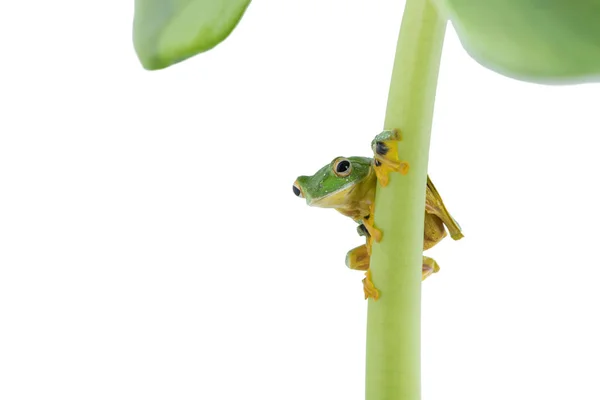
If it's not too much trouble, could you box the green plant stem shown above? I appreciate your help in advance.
[365,0,446,399]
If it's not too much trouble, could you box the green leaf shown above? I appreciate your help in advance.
[133,0,251,70]
[439,0,600,83]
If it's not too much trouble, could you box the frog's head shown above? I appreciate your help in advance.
[293,156,373,208]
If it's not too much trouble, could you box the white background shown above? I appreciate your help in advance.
[1,1,599,399]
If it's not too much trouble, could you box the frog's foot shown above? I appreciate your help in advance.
[362,269,380,300]
[345,244,370,271]
[362,214,382,243]
[374,159,410,187]
[422,255,440,281]
[362,202,382,245]
[372,129,410,187]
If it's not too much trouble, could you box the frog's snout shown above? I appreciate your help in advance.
[293,179,304,199]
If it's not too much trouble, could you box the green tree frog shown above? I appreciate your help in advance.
[293,130,463,300]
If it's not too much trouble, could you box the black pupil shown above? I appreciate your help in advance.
[336,160,350,174]
[293,185,301,196]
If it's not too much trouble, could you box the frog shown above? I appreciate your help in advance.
[293,129,463,300]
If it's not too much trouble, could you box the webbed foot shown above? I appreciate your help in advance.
[362,203,382,247]
[372,129,410,187]
[362,269,380,300]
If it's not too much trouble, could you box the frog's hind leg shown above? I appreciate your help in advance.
[371,129,410,187]
[345,244,370,271]
[345,244,380,300]
[346,245,439,299]
[425,176,464,240]
[422,255,440,280]
[424,213,447,250]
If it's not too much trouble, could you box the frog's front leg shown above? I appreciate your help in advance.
[371,129,410,187]
[362,214,381,243]
[357,223,377,256]
[361,203,382,256]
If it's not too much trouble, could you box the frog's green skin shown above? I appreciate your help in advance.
[293,130,463,300]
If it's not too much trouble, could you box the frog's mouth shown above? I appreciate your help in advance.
[308,183,355,208]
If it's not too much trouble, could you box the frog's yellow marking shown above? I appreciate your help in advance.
[362,269,380,300]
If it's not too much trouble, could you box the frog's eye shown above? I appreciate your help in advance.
[333,158,352,177]
[293,181,304,198]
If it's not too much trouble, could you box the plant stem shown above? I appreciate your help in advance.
[365,0,446,399]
